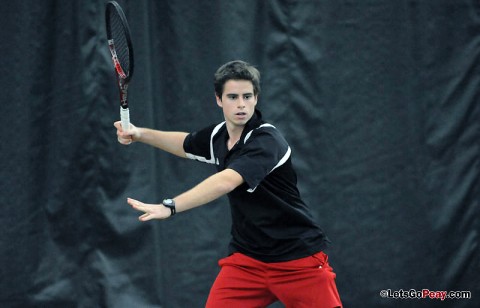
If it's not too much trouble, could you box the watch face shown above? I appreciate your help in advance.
[164,199,174,206]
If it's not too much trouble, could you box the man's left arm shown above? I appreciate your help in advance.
[127,168,243,221]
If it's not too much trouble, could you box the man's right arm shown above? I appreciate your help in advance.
[114,121,188,158]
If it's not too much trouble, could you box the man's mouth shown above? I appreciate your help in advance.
[236,112,247,116]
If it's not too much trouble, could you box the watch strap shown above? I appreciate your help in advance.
[162,199,176,217]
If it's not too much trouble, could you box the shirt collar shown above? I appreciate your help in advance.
[238,109,264,144]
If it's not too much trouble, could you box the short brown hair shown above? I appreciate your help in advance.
[214,60,261,98]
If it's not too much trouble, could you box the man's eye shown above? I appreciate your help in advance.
[227,95,237,100]
[244,95,252,100]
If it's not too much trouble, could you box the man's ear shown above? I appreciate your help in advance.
[215,94,223,108]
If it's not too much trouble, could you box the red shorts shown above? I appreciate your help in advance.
[205,252,342,308]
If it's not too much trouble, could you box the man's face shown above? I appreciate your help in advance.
[216,79,258,129]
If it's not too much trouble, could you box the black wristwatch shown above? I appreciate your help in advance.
[162,199,176,217]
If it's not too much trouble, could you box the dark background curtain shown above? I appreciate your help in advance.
[1,1,478,307]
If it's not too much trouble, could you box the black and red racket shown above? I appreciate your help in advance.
[105,1,134,132]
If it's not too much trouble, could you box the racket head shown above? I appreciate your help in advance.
[105,1,134,82]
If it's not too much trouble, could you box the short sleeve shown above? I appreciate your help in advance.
[227,127,291,191]
[183,122,225,165]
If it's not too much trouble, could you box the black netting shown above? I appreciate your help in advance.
[1,1,478,307]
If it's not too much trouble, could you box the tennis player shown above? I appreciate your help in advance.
[114,60,342,308]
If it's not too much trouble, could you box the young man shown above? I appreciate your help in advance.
[115,60,342,307]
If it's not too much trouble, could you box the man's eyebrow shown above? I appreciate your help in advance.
[225,92,254,97]
[226,92,253,95]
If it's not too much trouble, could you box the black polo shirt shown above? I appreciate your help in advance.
[183,110,329,262]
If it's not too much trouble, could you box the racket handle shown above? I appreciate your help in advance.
[120,107,130,131]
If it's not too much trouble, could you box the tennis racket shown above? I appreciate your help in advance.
[105,1,134,132]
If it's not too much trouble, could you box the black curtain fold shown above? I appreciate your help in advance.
[1,1,478,307]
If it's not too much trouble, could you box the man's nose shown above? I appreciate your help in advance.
[238,98,246,108]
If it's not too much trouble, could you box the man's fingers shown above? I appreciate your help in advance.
[128,198,144,210]
[117,128,131,138]
[139,213,151,221]
[128,198,154,213]
[114,121,133,135]
[115,121,133,145]
[127,198,168,221]
[140,213,157,221]
[128,199,151,221]
[118,136,132,145]
[117,130,133,143]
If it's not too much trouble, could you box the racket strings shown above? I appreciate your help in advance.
[108,11,130,75]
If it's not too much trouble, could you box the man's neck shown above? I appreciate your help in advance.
[226,124,244,150]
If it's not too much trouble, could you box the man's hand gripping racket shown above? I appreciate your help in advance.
[106,1,134,141]
[114,121,140,145]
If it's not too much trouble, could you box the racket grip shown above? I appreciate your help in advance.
[120,107,130,131]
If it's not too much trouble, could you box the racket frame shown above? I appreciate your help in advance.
[105,1,134,131]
